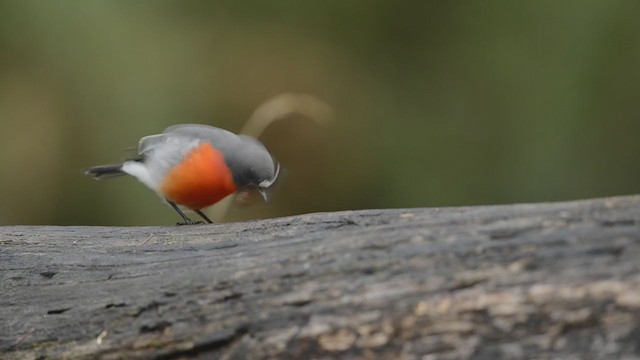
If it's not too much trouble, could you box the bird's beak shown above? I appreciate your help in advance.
[259,188,269,203]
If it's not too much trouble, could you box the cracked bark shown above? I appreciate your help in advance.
[2,195,640,359]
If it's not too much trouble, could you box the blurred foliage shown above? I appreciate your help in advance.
[1,1,639,225]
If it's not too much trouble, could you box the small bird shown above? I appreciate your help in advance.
[85,124,279,225]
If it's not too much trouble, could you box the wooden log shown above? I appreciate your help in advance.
[2,195,640,359]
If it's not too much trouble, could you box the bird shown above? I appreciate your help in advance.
[85,124,280,225]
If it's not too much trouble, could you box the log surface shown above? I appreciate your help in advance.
[2,196,640,359]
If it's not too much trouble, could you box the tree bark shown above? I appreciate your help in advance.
[2,196,640,359]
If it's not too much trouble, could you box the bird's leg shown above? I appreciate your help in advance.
[167,200,204,225]
[195,209,214,224]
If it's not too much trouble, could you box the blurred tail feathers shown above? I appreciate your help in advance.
[85,163,126,180]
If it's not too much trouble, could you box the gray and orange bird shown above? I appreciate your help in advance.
[85,124,280,224]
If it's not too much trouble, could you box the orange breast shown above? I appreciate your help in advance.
[160,143,237,210]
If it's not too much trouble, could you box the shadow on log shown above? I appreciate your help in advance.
[2,196,640,359]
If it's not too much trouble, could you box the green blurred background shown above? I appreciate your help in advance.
[1,1,639,226]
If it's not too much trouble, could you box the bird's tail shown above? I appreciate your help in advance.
[85,163,126,180]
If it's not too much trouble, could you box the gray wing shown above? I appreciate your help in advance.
[163,124,268,153]
[163,124,238,143]
[137,134,166,157]
[137,124,239,157]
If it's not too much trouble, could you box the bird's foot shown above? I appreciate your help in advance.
[176,220,206,226]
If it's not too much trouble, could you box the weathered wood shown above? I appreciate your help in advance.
[2,196,640,359]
